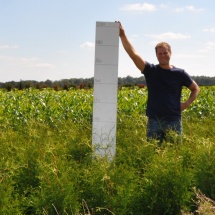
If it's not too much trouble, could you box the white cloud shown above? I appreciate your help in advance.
[120,3,156,12]
[197,42,215,53]
[58,50,69,54]
[197,49,208,53]
[21,57,38,63]
[173,7,184,13]
[80,42,95,48]
[173,5,204,13]
[205,42,215,50]
[174,53,205,59]
[130,34,139,38]
[203,28,215,33]
[160,4,168,9]
[0,45,19,49]
[0,55,55,69]
[0,55,12,60]
[21,58,55,68]
[145,32,191,40]
[185,5,204,12]
[128,34,139,42]
[34,63,55,68]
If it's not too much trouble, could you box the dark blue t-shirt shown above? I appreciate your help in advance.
[142,62,193,120]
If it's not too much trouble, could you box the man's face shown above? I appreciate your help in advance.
[156,46,171,66]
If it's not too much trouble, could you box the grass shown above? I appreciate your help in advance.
[0,114,214,214]
[0,87,215,214]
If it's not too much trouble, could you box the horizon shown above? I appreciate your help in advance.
[1,74,214,84]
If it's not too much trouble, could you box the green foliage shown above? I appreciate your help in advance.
[194,139,215,200]
[139,149,193,215]
[0,86,214,214]
[182,86,215,119]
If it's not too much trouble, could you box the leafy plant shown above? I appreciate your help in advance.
[0,86,214,214]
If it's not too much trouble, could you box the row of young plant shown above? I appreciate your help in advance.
[0,86,214,214]
[0,86,214,128]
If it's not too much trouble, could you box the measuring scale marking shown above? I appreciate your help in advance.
[92,21,119,158]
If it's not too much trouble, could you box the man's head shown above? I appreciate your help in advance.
[155,42,171,54]
[155,42,172,68]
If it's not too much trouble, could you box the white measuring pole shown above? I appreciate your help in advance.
[92,21,119,158]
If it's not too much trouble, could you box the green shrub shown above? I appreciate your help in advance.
[194,139,215,200]
[0,87,214,214]
[131,147,193,215]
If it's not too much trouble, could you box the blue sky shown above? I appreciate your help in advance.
[0,0,214,82]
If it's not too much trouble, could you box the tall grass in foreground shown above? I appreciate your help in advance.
[0,87,215,214]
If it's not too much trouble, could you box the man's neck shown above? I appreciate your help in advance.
[159,64,173,69]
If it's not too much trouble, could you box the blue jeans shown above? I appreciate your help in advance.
[146,117,182,144]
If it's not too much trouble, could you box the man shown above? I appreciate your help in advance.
[117,21,200,143]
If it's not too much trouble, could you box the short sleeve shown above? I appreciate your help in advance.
[182,70,193,87]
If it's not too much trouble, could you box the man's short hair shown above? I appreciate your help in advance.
[155,42,171,53]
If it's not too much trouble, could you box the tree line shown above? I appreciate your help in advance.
[0,75,214,91]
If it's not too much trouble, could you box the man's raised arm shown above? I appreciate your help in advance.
[117,21,146,72]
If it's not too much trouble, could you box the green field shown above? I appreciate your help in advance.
[0,86,215,214]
